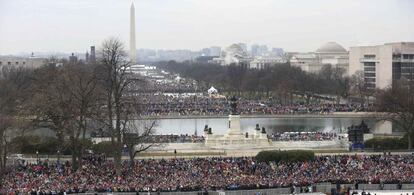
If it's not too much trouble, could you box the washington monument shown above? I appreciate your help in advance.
[130,1,136,64]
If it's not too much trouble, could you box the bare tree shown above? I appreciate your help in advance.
[30,64,75,164]
[319,65,349,104]
[350,71,374,105]
[30,61,98,170]
[123,119,156,168]
[376,79,414,150]
[0,66,32,186]
[62,62,99,169]
[96,38,135,174]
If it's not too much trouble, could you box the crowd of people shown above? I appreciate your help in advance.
[270,132,338,141]
[93,132,339,144]
[140,95,371,116]
[3,154,414,194]
[145,134,205,143]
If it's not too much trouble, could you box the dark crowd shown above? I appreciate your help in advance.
[270,132,338,141]
[144,134,205,143]
[2,154,414,194]
[141,95,371,116]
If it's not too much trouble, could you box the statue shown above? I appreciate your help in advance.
[229,96,239,115]
[261,127,266,134]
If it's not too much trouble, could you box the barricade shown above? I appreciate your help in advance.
[358,184,380,190]
[383,184,398,190]
[78,184,414,195]
[220,188,290,195]
[341,183,354,190]
[402,184,414,190]
[315,183,332,193]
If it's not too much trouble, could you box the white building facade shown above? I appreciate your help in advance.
[0,55,45,69]
[212,43,286,69]
[250,56,287,69]
[212,43,252,68]
[349,42,414,89]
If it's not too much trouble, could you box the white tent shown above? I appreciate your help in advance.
[207,86,218,94]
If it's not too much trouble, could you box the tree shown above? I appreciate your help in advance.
[31,64,74,164]
[30,61,99,170]
[62,62,99,168]
[96,38,136,175]
[0,66,32,186]
[226,64,247,95]
[350,71,374,105]
[123,119,156,168]
[318,65,349,104]
[376,79,414,150]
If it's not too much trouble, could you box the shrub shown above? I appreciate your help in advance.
[10,136,59,154]
[92,141,114,157]
[256,150,315,163]
[10,136,94,155]
[364,137,408,150]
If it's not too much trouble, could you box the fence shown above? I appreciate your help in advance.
[76,183,414,195]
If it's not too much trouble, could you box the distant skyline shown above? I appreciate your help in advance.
[1,0,414,55]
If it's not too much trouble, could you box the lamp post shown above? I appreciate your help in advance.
[36,151,39,164]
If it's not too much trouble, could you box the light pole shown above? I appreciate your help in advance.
[36,151,39,164]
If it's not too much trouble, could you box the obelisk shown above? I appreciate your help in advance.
[130,2,137,64]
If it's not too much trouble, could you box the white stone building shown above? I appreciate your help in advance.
[212,44,252,67]
[0,55,46,69]
[250,56,287,69]
[212,43,287,69]
[349,42,414,89]
[290,42,349,73]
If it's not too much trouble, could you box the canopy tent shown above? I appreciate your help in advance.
[207,86,218,94]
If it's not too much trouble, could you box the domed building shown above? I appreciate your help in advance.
[290,42,349,73]
[316,42,347,53]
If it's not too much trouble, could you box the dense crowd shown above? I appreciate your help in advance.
[3,154,414,194]
[270,132,338,141]
[93,132,339,143]
[140,95,371,116]
[145,134,205,143]
[92,131,340,144]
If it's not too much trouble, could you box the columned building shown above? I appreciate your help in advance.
[250,56,287,69]
[212,43,252,68]
[349,42,414,89]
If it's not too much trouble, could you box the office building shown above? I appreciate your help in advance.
[349,42,414,89]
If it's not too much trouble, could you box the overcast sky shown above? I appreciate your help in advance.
[0,0,413,54]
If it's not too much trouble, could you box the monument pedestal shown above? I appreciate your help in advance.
[226,114,244,138]
[204,114,270,147]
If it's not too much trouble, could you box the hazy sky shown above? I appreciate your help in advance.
[0,0,413,54]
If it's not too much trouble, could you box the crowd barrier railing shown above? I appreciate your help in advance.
[76,183,414,195]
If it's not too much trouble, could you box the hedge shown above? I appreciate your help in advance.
[364,137,408,150]
[256,150,315,163]
[10,136,93,155]
[91,141,114,157]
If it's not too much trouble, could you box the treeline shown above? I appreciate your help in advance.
[155,61,351,104]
